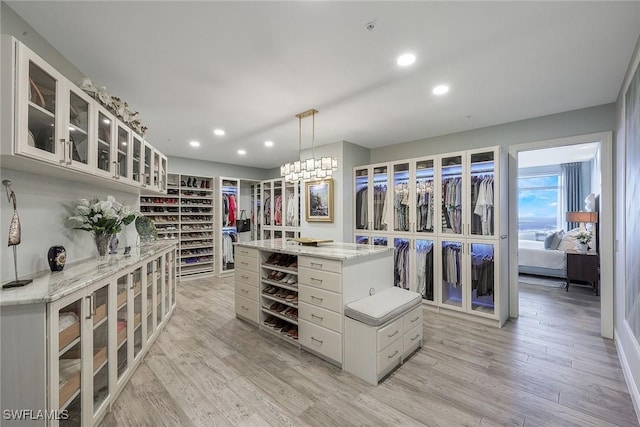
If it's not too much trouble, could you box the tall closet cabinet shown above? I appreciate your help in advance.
[257,178,301,241]
[353,146,508,327]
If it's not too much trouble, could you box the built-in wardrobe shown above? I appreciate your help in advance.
[354,146,508,327]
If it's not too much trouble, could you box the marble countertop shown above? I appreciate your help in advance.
[0,242,177,306]
[235,239,393,261]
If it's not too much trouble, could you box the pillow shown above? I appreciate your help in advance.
[557,228,580,251]
[544,232,556,249]
[544,230,564,250]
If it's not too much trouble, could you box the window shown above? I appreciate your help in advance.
[518,174,561,240]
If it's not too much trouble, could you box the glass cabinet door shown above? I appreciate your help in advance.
[469,151,496,237]
[145,260,155,342]
[416,239,436,303]
[262,181,272,226]
[20,55,63,163]
[116,273,128,382]
[132,135,143,185]
[131,267,143,360]
[415,158,435,234]
[153,150,161,189]
[66,87,92,172]
[393,162,410,232]
[155,256,163,326]
[372,165,389,231]
[284,180,299,227]
[160,155,168,193]
[169,251,176,307]
[354,167,369,230]
[273,180,283,226]
[440,155,464,235]
[440,240,464,309]
[394,238,410,290]
[143,143,153,188]
[469,242,496,315]
[89,283,109,419]
[116,123,130,181]
[164,252,171,315]
[96,108,114,177]
[54,295,83,426]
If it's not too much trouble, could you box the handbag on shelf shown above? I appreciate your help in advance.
[236,210,251,232]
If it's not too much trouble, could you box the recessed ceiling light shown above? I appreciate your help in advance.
[397,53,416,67]
[214,129,225,136]
[189,141,200,147]
[264,140,274,147]
[237,149,246,155]
[432,85,449,95]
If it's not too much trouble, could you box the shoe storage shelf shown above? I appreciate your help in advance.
[1,36,168,195]
[234,240,395,367]
[142,173,214,278]
[353,146,509,328]
[0,242,176,427]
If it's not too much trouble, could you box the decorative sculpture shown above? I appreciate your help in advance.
[3,180,32,288]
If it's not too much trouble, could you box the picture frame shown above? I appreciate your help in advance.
[305,179,333,222]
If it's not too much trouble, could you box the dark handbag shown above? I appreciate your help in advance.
[237,210,251,232]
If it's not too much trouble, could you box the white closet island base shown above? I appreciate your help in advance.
[234,239,395,367]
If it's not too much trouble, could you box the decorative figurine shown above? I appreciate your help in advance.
[47,245,66,272]
[3,180,32,288]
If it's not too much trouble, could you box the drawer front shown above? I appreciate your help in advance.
[235,247,258,259]
[402,306,423,333]
[298,256,341,274]
[299,267,341,293]
[377,336,403,376]
[299,319,342,363]
[234,281,258,302]
[236,255,258,272]
[299,302,342,333]
[403,324,423,357]
[235,269,259,287]
[235,295,259,324]
[377,317,403,352]
[299,285,342,313]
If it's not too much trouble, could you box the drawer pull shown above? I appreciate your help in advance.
[241,306,249,311]
[410,334,420,341]
[241,289,248,293]
[241,275,249,280]
[310,262,323,268]
[387,350,399,359]
[387,330,399,338]
[310,277,323,284]
[311,336,324,345]
[411,316,420,323]
[311,313,324,321]
[310,295,324,302]
[241,261,249,266]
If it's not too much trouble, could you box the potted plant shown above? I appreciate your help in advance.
[576,231,592,252]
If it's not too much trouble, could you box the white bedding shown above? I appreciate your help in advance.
[518,240,566,271]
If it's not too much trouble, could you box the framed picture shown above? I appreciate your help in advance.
[305,179,333,222]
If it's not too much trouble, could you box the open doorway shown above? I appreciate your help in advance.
[508,132,614,338]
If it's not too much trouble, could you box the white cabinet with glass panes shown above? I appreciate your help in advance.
[1,36,168,194]
[258,178,300,241]
[352,147,508,326]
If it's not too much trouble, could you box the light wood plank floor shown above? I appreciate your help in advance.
[100,276,638,427]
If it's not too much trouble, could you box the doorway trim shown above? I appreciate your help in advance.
[508,131,613,339]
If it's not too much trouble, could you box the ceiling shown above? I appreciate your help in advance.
[6,1,640,169]
[519,142,599,169]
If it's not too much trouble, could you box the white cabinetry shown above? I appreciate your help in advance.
[258,178,300,241]
[353,146,508,326]
[0,36,167,194]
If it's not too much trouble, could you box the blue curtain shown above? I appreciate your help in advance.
[563,162,582,230]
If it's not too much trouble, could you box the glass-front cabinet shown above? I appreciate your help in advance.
[88,282,110,424]
[115,121,131,183]
[131,134,144,186]
[131,266,143,361]
[414,158,435,234]
[65,87,93,173]
[143,142,153,189]
[439,153,465,236]
[115,272,128,384]
[468,150,496,239]
[354,163,389,232]
[440,239,465,310]
[145,259,155,342]
[94,106,115,179]
[416,238,436,304]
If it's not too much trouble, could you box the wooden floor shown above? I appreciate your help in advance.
[100,276,638,427]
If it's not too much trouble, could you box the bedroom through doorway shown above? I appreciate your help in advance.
[516,141,602,335]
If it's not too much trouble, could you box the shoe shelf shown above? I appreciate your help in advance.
[262,292,298,308]
[179,251,213,258]
[260,321,299,344]
[180,242,213,250]
[261,278,298,291]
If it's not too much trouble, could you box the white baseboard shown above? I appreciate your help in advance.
[615,327,640,424]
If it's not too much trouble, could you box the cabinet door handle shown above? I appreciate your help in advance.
[387,350,399,359]
[311,336,324,345]
[141,173,146,187]
[66,140,73,165]
[411,334,421,341]
[240,275,249,280]
[241,305,249,311]
[387,330,399,338]
[240,288,248,293]
[59,139,67,164]
[113,161,119,179]
[310,295,323,302]
[86,295,95,319]
[411,316,420,323]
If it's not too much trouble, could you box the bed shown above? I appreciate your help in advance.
[518,239,567,278]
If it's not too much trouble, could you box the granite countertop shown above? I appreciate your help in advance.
[235,239,394,261]
[0,241,177,306]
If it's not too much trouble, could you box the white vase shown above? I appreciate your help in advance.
[576,242,587,253]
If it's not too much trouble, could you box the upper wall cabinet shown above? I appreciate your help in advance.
[0,36,167,194]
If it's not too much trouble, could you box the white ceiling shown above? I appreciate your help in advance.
[519,142,599,169]
[6,1,640,169]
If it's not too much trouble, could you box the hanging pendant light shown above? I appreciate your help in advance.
[280,109,338,182]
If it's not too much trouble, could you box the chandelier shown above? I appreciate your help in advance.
[280,109,338,182]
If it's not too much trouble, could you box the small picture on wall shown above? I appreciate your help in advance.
[305,179,333,222]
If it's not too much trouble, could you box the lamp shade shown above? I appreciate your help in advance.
[566,211,598,223]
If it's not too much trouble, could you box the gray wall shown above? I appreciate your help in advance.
[370,104,615,164]
[168,156,270,181]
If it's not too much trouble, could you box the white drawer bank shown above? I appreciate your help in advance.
[233,239,394,367]
[344,287,423,385]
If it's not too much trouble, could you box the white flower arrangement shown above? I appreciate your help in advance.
[576,231,593,245]
[69,196,137,236]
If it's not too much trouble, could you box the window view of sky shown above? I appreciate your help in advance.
[518,175,559,232]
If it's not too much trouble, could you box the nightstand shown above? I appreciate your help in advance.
[566,249,599,295]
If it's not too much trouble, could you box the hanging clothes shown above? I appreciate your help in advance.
[373,184,388,230]
[471,175,494,235]
[471,246,494,298]
[394,183,410,231]
[355,185,368,229]
[442,242,462,287]
[394,240,410,290]
[222,232,237,269]
[274,195,283,225]
[263,196,272,225]
[441,177,462,233]
[416,242,434,300]
[286,191,296,225]
[415,179,434,232]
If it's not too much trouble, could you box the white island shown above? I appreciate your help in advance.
[234,239,394,366]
